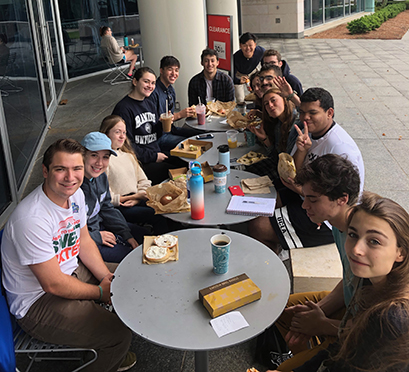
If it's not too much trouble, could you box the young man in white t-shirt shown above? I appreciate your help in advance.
[1,139,136,372]
[249,87,365,255]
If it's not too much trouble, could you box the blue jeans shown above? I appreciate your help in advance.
[97,222,148,263]
[157,132,185,152]
[118,200,169,235]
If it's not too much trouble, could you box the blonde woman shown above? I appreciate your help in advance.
[100,115,168,234]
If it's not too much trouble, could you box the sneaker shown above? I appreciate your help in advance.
[270,351,293,369]
[117,351,137,371]
[277,247,289,261]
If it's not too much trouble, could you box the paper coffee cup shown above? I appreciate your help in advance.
[211,234,231,274]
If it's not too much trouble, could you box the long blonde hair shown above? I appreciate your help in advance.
[99,115,138,164]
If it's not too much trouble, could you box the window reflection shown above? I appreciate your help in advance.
[0,0,46,188]
[0,138,12,215]
[58,0,141,78]
[325,0,344,21]
[312,0,324,26]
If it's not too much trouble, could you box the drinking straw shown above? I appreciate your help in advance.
[166,99,168,114]
[198,96,201,105]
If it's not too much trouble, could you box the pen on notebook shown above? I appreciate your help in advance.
[243,201,265,205]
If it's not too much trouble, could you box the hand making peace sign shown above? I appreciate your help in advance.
[295,121,312,152]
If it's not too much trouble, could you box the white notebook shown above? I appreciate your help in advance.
[226,196,276,217]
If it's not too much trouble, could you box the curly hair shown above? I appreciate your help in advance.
[294,154,360,205]
[261,88,295,152]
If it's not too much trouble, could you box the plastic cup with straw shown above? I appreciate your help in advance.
[160,98,172,132]
[195,96,206,125]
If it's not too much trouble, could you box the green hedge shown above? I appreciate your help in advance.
[347,2,406,34]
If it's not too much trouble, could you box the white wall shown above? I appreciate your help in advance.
[138,0,207,109]
[241,0,304,36]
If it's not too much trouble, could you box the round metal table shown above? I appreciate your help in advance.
[112,228,290,372]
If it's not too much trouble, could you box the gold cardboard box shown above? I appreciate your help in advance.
[199,273,261,318]
[169,162,214,183]
[170,139,213,159]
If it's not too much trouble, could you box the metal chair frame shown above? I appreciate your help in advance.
[0,53,23,96]
[101,46,131,85]
[14,327,97,372]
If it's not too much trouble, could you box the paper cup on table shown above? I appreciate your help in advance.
[195,104,206,125]
[226,130,238,149]
[244,130,256,147]
[161,113,173,133]
[211,234,231,274]
[213,164,228,194]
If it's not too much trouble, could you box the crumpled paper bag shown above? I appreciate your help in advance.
[146,181,190,214]
[241,176,273,194]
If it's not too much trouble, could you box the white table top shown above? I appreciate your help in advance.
[185,115,232,132]
[178,132,264,166]
[163,169,276,226]
[111,228,290,352]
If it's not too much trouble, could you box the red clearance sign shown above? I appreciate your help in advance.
[207,14,233,72]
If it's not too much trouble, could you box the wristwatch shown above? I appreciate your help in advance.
[286,91,297,101]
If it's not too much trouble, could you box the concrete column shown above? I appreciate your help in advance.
[138,0,207,109]
[364,0,375,13]
[206,0,239,53]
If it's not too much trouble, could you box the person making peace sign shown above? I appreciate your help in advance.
[249,87,365,254]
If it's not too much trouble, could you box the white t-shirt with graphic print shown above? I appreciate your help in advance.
[1,185,86,319]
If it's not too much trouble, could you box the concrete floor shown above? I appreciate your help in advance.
[17,32,409,372]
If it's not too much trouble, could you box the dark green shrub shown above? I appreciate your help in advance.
[347,3,406,34]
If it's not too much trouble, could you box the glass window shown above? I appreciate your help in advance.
[0,138,12,215]
[345,0,350,16]
[0,0,47,188]
[58,0,140,78]
[312,0,324,26]
[351,0,362,13]
[325,0,344,21]
[304,0,312,29]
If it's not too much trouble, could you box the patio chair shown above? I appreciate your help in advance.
[0,230,98,372]
[101,46,131,85]
[0,53,23,97]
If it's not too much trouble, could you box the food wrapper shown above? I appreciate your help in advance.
[237,151,267,165]
[146,181,190,214]
[226,111,249,129]
[226,111,262,130]
[207,100,236,117]
[241,176,273,194]
[244,92,257,101]
[142,235,179,265]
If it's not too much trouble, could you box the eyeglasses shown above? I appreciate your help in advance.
[259,75,274,82]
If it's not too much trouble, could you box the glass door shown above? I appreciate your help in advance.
[29,0,64,121]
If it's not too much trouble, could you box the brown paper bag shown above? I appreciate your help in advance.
[146,181,190,214]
